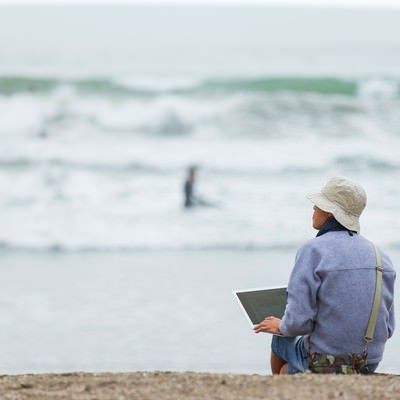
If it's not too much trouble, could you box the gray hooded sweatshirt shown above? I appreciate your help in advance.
[280,230,396,365]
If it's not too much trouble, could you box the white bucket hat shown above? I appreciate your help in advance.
[306,176,367,232]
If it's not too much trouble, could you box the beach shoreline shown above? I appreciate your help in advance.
[1,249,399,375]
[1,371,399,400]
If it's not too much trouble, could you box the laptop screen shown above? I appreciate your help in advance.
[235,286,287,326]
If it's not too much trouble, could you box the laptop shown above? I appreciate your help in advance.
[234,286,287,327]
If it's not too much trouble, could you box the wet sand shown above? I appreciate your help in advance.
[1,371,399,400]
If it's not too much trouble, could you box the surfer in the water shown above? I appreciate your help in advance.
[183,166,220,209]
[183,166,197,208]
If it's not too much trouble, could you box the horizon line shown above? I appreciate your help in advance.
[1,0,400,10]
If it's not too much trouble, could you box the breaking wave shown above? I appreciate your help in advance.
[0,75,399,97]
[1,73,400,253]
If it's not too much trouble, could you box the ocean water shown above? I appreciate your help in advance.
[1,5,400,374]
[1,5,400,252]
[2,75,400,252]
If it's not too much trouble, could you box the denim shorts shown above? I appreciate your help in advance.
[271,335,379,374]
[271,335,309,374]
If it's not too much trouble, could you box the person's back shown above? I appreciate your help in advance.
[254,176,396,374]
[282,230,396,365]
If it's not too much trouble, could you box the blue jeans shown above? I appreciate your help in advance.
[271,335,379,374]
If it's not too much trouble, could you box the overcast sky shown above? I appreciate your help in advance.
[0,0,400,7]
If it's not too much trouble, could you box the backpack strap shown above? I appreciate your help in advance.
[364,243,383,343]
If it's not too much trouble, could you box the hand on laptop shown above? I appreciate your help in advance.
[254,316,282,335]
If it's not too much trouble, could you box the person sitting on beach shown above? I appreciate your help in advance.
[254,176,396,374]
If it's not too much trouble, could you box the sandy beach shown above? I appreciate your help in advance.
[1,371,399,400]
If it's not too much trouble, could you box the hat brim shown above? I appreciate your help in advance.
[307,192,360,232]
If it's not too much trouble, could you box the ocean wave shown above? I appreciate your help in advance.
[0,75,399,98]
[0,158,165,174]
[1,154,399,176]
[332,155,400,171]
[0,241,299,254]
[2,239,399,254]
[1,74,399,144]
